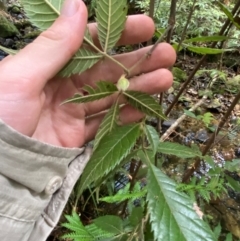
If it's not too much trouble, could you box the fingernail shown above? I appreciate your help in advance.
[61,0,81,17]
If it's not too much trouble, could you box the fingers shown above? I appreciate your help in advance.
[73,43,176,88]
[85,105,144,142]
[83,68,173,117]
[88,15,155,48]
[0,0,87,95]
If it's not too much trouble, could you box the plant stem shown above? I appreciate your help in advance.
[176,0,197,53]
[160,96,207,141]
[128,26,171,76]
[83,36,130,75]
[165,16,234,116]
[147,0,155,46]
[121,160,142,216]
[166,0,177,43]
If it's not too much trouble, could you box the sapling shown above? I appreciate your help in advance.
[0,0,217,240]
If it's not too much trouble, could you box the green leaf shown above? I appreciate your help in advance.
[94,149,140,189]
[129,207,144,227]
[147,164,216,241]
[20,0,102,76]
[226,175,240,192]
[224,159,240,172]
[93,102,120,151]
[94,215,123,235]
[217,2,240,30]
[0,46,18,55]
[62,212,114,240]
[158,142,202,158]
[79,124,141,193]
[59,48,103,77]
[62,81,118,104]
[225,233,233,241]
[204,155,215,169]
[187,46,232,55]
[96,0,127,52]
[62,212,87,234]
[58,27,103,77]
[99,184,147,203]
[124,91,166,119]
[184,36,228,43]
[20,0,62,30]
[145,125,159,156]
[184,109,197,119]
[213,223,221,239]
[137,149,155,165]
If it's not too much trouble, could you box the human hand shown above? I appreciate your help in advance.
[0,0,176,148]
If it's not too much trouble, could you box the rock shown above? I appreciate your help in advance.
[23,38,33,44]
[167,94,175,103]
[0,36,4,45]
[0,49,7,61]
[162,119,176,128]
[4,38,14,47]
[0,13,19,37]
[195,129,209,143]
[17,13,23,19]
[183,132,195,144]
[235,148,240,158]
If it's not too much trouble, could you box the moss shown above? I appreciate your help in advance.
[0,12,19,37]
[23,30,41,39]
[172,67,187,82]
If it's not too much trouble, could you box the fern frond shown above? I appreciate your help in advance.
[61,212,115,241]
[176,175,226,202]
[99,183,147,203]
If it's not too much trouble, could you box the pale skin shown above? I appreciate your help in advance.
[0,0,176,148]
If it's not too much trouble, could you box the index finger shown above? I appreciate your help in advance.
[0,0,87,94]
[88,15,155,48]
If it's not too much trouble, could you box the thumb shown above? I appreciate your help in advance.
[1,0,87,92]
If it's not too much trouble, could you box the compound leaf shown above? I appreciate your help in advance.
[96,0,127,52]
[93,101,120,151]
[145,125,159,156]
[158,142,202,158]
[59,48,103,77]
[62,81,117,104]
[124,91,166,119]
[62,212,115,240]
[79,124,141,194]
[147,164,216,241]
[20,0,102,76]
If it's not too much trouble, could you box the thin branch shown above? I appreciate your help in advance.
[121,161,142,216]
[147,0,156,46]
[164,0,240,116]
[166,0,177,43]
[160,96,207,141]
[176,0,197,53]
[128,25,172,76]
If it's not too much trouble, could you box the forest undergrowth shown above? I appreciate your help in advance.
[2,0,240,240]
